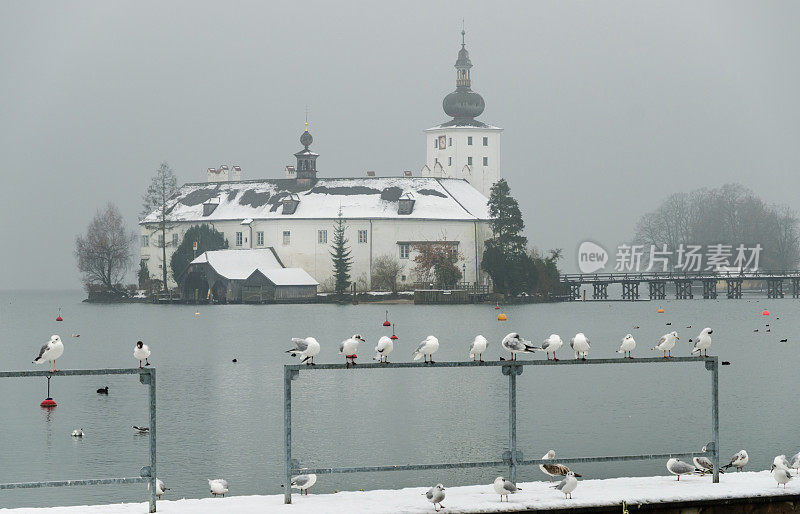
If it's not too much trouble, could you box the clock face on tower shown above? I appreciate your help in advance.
[438,135,446,149]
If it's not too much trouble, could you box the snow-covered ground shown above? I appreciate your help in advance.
[3,471,798,513]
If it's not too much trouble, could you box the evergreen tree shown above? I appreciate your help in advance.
[138,260,150,289]
[330,209,353,298]
[170,224,229,282]
[141,162,179,289]
[481,179,529,296]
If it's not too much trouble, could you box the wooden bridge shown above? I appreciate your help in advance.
[560,270,800,300]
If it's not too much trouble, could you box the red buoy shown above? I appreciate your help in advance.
[40,398,57,408]
[56,307,63,321]
[382,310,391,327]
[762,310,770,316]
[390,323,398,340]
[494,305,500,310]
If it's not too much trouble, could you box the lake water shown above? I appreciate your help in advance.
[0,290,797,509]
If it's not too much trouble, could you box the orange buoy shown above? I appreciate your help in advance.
[497,313,507,321]
[763,310,770,316]
[657,308,664,313]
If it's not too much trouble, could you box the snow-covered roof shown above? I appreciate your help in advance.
[140,177,490,223]
[190,249,282,280]
[258,268,319,286]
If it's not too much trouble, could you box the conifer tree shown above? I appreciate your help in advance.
[141,162,179,288]
[481,179,529,296]
[330,208,353,298]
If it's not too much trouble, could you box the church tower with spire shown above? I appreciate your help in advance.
[421,29,502,197]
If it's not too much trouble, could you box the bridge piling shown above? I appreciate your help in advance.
[702,279,717,299]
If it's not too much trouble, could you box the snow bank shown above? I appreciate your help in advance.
[4,471,798,514]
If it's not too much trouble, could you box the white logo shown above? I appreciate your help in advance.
[578,241,608,273]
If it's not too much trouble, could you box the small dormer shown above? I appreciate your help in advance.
[203,197,220,216]
[285,165,296,179]
[282,193,300,215]
[398,192,415,215]
[231,165,242,181]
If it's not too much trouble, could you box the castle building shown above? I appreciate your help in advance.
[140,32,501,294]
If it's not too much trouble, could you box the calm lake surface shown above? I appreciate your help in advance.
[1,289,797,509]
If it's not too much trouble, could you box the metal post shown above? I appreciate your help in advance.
[508,365,518,483]
[710,358,720,483]
[148,369,157,513]
[284,367,293,504]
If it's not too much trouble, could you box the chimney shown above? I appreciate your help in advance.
[366,171,375,177]
[285,165,296,178]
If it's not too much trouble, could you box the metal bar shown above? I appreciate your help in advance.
[286,357,710,372]
[711,358,720,483]
[0,368,150,378]
[0,477,149,489]
[148,369,157,513]
[284,367,293,504]
[508,366,517,483]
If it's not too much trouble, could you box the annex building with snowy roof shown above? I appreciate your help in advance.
[139,32,502,293]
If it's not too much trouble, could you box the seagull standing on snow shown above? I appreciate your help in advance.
[148,478,169,499]
[208,478,228,497]
[501,333,536,361]
[286,337,320,365]
[134,341,151,368]
[651,331,678,358]
[666,458,698,480]
[339,334,364,367]
[540,450,582,482]
[469,335,488,362]
[552,471,577,499]
[693,446,723,475]
[33,335,64,372]
[790,452,800,475]
[690,328,713,357]
[291,473,317,495]
[374,336,394,363]
[617,334,636,359]
[722,450,749,472]
[413,335,439,363]
[774,455,791,470]
[772,461,794,488]
[570,333,590,360]
[534,334,563,361]
[493,476,520,502]
[424,483,445,511]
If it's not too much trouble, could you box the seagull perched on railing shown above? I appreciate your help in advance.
[469,335,488,362]
[134,341,151,368]
[286,337,320,365]
[339,334,365,367]
[493,476,520,502]
[570,333,591,360]
[33,335,64,372]
[413,336,439,363]
[651,331,678,358]
[374,336,394,364]
[617,334,636,359]
[535,334,563,361]
[540,450,582,482]
[501,333,536,361]
[690,328,713,357]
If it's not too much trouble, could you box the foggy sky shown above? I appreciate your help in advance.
[2,1,799,290]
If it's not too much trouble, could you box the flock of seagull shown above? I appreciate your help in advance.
[283,327,716,366]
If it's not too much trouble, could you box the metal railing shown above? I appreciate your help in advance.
[0,368,158,513]
[560,270,800,283]
[283,356,719,504]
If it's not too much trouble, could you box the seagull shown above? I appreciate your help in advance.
[134,341,151,368]
[774,455,791,470]
[551,471,578,499]
[33,335,64,372]
[148,478,169,499]
[71,334,80,338]
[651,331,678,358]
[469,335,488,362]
[291,473,317,495]
[424,483,446,511]
[690,328,713,357]
[413,335,439,363]
[501,333,536,361]
[534,334,563,361]
[666,458,698,480]
[71,429,83,437]
[286,337,321,365]
[570,333,591,360]
[96,386,109,394]
[722,450,749,472]
[540,450,581,482]
[133,425,149,433]
[208,478,229,497]
[374,336,394,364]
[693,445,723,475]
[789,452,800,475]
[617,334,636,359]
[772,461,793,488]
[493,476,520,502]
[339,334,365,367]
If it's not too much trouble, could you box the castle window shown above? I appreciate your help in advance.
[483,137,488,146]
[448,157,452,166]
[448,137,452,146]
[433,138,437,148]
[283,231,291,245]
[467,157,473,165]
[142,235,149,247]
[256,231,264,246]
[235,232,243,247]
[483,157,488,166]
[172,233,179,246]
[399,243,410,259]
[157,234,164,247]
[318,230,327,244]
[358,230,368,244]
[468,136,473,145]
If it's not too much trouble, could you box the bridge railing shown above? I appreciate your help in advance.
[0,368,158,513]
[283,357,720,504]
[560,270,800,282]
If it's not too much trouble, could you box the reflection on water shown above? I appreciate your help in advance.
[0,290,797,508]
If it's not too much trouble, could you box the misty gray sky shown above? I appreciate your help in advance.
[2,1,799,289]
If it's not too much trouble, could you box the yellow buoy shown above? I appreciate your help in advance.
[497,313,507,321]
[657,308,664,313]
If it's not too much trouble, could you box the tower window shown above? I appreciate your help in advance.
[467,136,473,145]
[467,157,473,166]
[142,235,149,247]
[448,157,452,166]
[483,157,488,166]
[358,230,368,244]
[235,232,243,247]
[256,231,264,246]
[283,231,291,245]
[448,137,452,146]
[318,230,327,244]
[483,137,488,146]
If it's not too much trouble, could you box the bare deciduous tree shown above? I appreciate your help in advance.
[75,203,136,295]
[371,254,403,293]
